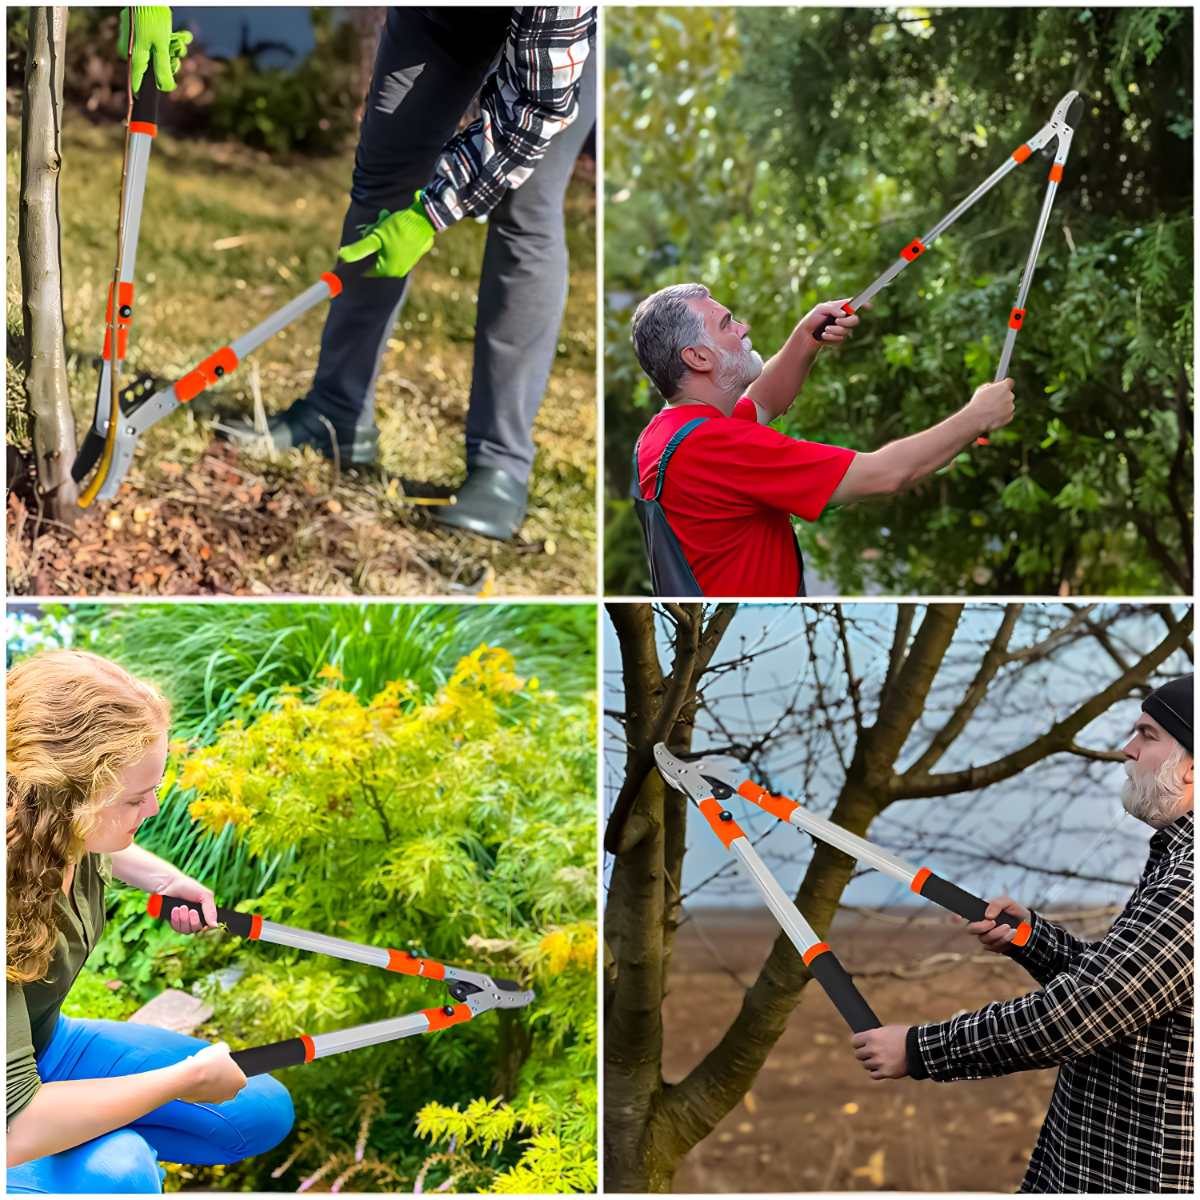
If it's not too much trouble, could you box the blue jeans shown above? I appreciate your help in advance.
[6,1016,294,1194]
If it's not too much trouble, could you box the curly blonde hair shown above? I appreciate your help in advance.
[7,650,170,983]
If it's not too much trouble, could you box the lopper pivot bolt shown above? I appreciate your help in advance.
[146,893,534,1075]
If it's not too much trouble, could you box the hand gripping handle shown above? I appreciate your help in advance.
[811,313,840,343]
[804,945,882,1033]
[911,870,1031,946]
[146,893,260,940]
[230,1037,312,1077]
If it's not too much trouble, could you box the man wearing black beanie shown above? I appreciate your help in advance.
[851,674,1194,1193]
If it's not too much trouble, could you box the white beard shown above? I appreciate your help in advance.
[715,337,764,400]
[1120,749,1190,828]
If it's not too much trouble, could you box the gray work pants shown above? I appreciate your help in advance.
[307,7,596,483]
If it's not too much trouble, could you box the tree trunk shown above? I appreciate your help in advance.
[20,6,78,527]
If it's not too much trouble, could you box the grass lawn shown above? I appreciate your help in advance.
[7,112,596,595]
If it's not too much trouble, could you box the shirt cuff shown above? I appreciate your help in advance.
[420,181,458,233]
[906,1024,930,1080]
[1003,909,1057,979]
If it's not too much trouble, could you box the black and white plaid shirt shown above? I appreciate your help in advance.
[909,811,1193,1193]
[907,806,1190,1190]
[422,6,595,230]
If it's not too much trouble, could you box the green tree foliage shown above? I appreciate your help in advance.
[605,7,1193,596]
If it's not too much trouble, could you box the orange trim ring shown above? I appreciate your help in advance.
[1012,922,1033,947]
[738,781,799,823]
[320,271,343,298]
[802,942,831,966]
[300,1035,315,1063]
[910,866,933,894]
[841,301,856,316]
[1012,144,1033,163]
[129,121,158,137]
[698,797,744,849]
[422,1004,472,1032]
[1049,164,1063,182]
[1009,308,1026,330]
[249,915,263,940]
[147,894,163,918]
[901,238,925,262]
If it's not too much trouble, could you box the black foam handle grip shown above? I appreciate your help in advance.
[916,873,1014,929]
[806,950,882,1033]
[230,1038,308,1077]
[811,313,839,343]
[130,67,160,125]
[149,894,257,939]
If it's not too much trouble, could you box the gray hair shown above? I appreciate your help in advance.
[630,283,712,400]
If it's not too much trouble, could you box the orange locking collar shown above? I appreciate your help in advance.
[174,346,239,403]
[422,1003,472,1032]
[738,781,800,823]
[385,949,446,980]
[698,797,744,849]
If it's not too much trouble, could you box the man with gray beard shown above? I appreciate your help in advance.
[851,674,1194,1193]
[625,283,1016,595]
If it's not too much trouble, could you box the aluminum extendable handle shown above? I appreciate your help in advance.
[147,893,449,978]
[690,798,881,1033]
[229,1005,474,1076]
[734,781,1031,945]
[811,91,1081,346]
[87,269,346,500]
[145,893,533,997]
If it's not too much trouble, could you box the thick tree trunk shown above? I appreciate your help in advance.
[20,7,78,526]
[604,604,738,1193]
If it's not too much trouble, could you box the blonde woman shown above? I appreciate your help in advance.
[7,651,293,1193]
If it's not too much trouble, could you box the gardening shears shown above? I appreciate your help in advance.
[677,753,1032,946]
[813,89,1084,385]
[653,745,882,1033]
[72,70,359,506]
[146,892,535,1076]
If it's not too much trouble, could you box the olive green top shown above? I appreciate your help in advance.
[6,852,111,1123]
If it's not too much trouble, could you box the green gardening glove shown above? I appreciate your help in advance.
[338,193,436,278]
[118,7,193,94]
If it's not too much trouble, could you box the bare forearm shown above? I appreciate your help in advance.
[876,406,982,485]
[110,844,183,893]
[7,1064,191,1166]
[831,407,981,504]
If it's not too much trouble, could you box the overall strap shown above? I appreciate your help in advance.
[630,429,647,501]
[644,417,710,502]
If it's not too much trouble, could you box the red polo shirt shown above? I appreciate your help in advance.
[636,398,855,597]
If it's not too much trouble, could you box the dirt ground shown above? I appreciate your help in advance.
[7,113,596,596]
[662,905,1118,1194]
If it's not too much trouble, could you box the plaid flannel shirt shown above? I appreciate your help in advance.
[422,6,595,230]
[909,811,1194,1193]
